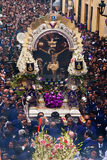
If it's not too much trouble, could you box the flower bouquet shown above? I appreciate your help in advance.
[33,132,54,160]
[33,131,79,160]
[44,91,63,108]
[53,131,79,160]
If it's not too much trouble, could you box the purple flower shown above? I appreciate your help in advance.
[44,92,63,108]
[82,36,85,40]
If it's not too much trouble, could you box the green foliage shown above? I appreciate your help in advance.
[79,83,87,94]
[15,90,25,96]
[11,73,38,87]
[70,75,87,94]
[70,75,87,81]
[11,73,38,96]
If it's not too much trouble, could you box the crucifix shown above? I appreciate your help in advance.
[39,47,68,79]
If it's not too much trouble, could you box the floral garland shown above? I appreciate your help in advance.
[68,48,87,76]
[17,28,39,74]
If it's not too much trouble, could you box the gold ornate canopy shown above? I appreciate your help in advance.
[17,13,83,74]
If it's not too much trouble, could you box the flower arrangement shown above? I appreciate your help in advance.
[68,48,87,76]
[17,27,39,74]
[33,131,79,160]
[44,91,63,108]
[33,132,54,160]
[11,73,39,96]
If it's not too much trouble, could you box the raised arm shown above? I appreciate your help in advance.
[56,47,69,56]
[39,48,50,55]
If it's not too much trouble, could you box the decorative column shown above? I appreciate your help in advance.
[75,0,79,22]
[67,0,74,17]
[62,0,66,14]
[87,0,91,30]
[81,0,85,24]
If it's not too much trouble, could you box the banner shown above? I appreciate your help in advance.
[26,63,34,72]
[75,61,83,70]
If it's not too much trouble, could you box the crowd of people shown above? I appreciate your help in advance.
[0,0,107,159]
[0,0,49,74]
[78,27,107,139]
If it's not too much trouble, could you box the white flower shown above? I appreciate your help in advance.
[81,97,87,102]
[68,48,87,76]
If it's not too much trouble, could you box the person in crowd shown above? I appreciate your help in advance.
[48,121,62,140]
[88,149,101,160]
[64,116,77,133]
[76,119,97,144]
[80,130,98,159]
[97,135,107,159]
[37,117,49,133]
[36,111,44,120]
[65,113,71,121]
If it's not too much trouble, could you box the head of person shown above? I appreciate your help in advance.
[51,111,60,119]
[2,153,8,160]
[97,101,103,109]
[65,113,71,120]
[18,129,26,137]
[37,112,44,119]
[68,131,75,139]
[8,141,14,149]
[104,99,107,106]
[21,118,27,126]
[90,149,98,159]
[89,110,97,119]
[84,114,90,121]
[84,130,93,139]
[6,122,14,132]
[85,119,92,128]
[97,135,104,144]
[17,113,23,121]
[104,107,107,115]
[67,117,73,126]
[0,116,7,126]
[50,121,56,128]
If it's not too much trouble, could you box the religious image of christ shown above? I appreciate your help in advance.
[39,47,68,77]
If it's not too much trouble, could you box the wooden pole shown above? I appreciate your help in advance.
[50,0,53,12]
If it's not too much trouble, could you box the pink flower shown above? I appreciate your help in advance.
[28,45,32,51]
[54,144,60,150]
[37,138,40,143]
[70,58,75,63]
[59,143,63,149]
[74,148,77,152]
[46,144,51,149]
[52,150,57,155]
[57,137,63,141]
[40,140,46,146]
[64,140,68,144]
[71,144,74,148]
[66,145,71,149]
[54,143,63,150]
[44,134,50,140]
